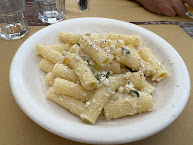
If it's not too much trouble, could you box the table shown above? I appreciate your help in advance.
[26,0,193,38]
[1,0,193,145]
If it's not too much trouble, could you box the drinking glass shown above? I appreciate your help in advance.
[186,4,193,19]
[0,0,28,40]
[34,0,65,24]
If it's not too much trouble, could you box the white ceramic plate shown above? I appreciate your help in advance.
[9,18,190,144]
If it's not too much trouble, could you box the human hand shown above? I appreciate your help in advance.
[136,0,193,16]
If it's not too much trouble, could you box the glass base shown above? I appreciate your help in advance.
[186,11,193,19]
[0,28,28,40]
[38,12,65,24]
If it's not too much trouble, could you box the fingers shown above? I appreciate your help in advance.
[172,0,188,16]
[159,3,177,16]
[139,0,177,16]
[136,0,190,16]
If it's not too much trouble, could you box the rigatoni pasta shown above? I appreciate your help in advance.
[46,88,86,117]
[107,32,141,46]
[80,74,131,124]
[79,35,113,67]
[109,61,122,74]
[39,58,55,73]
[52,78,94,102]
[67,53,99,90]
[108,40,125,48]
[48,43,73,53]
[138,47,168,81]
[116,45,154,76]
[36,44,64,64]
[69,44,84,56]
[58,32,82,44]
[52,63,79,83]
[45,72,55,86]
[104,92,153,120]
[36,32,168,124]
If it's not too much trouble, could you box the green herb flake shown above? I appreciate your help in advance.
[130,90,140,97]
[104,71,110,78]
[122,47,130,54]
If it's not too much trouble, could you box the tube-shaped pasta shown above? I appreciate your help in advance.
[45,72,55,86]
[90,34,125,48]
[127,45,139,56]
[116,45,154,76]
[46,88,85,117]
[144,83,155,94]
[109,61,121,74]
[39,58,55,73]
[89,35,125,49]
[58,32,82,44]
[89,34,108,48]
[127,71,155,93]
[108,92,126,101]
[52,63,79,83]
[69,44,85,56]
[107,33,141,46]
[36,44,65,64]
[101,60,121,74]
[108,40,125,48]
[52,78,94,102]
[80,73,131,124]
[138,47,168,81]
[114,71,154,94]
[90,35,124,49]
[67,53,98,90]
[48,43,73,53]
[104,93,153,120]
[35,32,170,124]
[69,44,100,72]
[79,36,113,67]
[128,71,146,89]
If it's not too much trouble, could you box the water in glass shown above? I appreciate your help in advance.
[0,0,28,40]
[34,0,65,24]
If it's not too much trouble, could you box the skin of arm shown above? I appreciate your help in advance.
[136,0,193,16]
